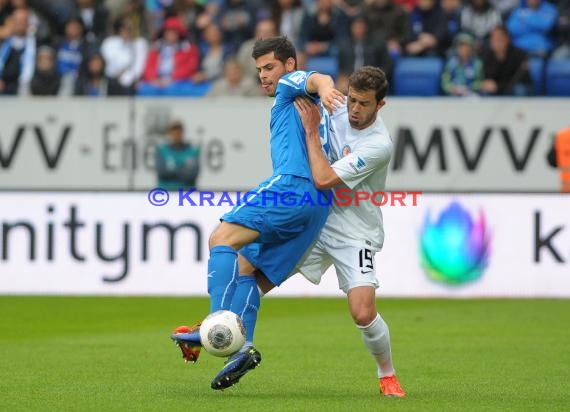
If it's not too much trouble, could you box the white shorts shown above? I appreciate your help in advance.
[295,231,380,294]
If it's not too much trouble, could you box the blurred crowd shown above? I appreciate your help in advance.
[0,0,568,97]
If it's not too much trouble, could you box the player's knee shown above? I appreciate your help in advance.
[209,222,259,250]
[209,224,222,248]
[351,306,377,326]
[208,231,216,249]
[209,227,227,248]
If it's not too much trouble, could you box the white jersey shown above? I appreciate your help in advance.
[321,105,393,250]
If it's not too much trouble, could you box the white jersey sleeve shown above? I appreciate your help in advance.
[331,139,392,190]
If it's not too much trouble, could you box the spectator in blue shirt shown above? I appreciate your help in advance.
[506,0,557,57]
[57,17,93,95]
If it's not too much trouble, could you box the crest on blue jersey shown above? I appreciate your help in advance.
[287,71,308,85]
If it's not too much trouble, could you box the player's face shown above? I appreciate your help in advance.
[255,52,295,97]
[347,88,383,130]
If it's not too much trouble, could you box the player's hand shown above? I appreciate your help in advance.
[294,96,321,137]
[320,87,345,115]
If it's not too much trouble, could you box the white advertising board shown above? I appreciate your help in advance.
[0,98,273,190]
[0,98,567,191]
[0,192,568,297]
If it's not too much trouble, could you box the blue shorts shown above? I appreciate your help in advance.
[221,174,330,286]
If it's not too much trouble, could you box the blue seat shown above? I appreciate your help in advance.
[528,57,544,95]
[137,80,212,97]
[393,57,444,96]
[545,59,570,96]
[306,56,339,80]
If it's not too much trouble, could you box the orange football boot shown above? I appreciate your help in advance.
[379,375,406,398]
[171,323,202,363]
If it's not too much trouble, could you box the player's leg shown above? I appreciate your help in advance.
[227,256,276,347]
[226,269,276,343]
[210,254,277,390]
[211,257,299,390]
[208,222,260,312]
[230,254,263,347]
[347,286,395,377]
[347,287,405,397]
[207,196,278,388]
[210,254,265,390]
[330,242,405,397]
[171,222,259,362]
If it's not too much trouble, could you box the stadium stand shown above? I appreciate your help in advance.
[393,57,444,96]
[305,56,339,80]
[545,59,570,96]
[528,57,545,96]
[0,0,568,97]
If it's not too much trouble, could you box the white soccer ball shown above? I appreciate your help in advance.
[199,310,246,357]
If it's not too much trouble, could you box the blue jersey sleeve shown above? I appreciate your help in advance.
[276,70,319,102]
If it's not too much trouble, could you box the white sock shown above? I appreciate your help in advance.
[357,313,395,378]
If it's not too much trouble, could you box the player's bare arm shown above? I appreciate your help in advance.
[305,73,345,114]
[294,97,342,190]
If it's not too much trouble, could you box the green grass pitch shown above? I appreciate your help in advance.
[1,297,569,412]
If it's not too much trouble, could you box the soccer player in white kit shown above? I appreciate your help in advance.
[293,66,405,398]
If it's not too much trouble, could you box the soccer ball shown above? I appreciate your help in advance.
[199,310,246,357]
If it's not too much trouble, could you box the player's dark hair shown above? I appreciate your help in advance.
[252,36,297,68]
[348,66,389,102]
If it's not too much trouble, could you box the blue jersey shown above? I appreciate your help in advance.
[270,70,330,179]
[222,70,332,284]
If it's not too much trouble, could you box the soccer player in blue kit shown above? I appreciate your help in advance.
[171,36,345,390]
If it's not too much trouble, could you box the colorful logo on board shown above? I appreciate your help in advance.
[420,202,491,285]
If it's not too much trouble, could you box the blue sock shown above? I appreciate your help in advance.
[207,245,239,312]
[230,276,260,343]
